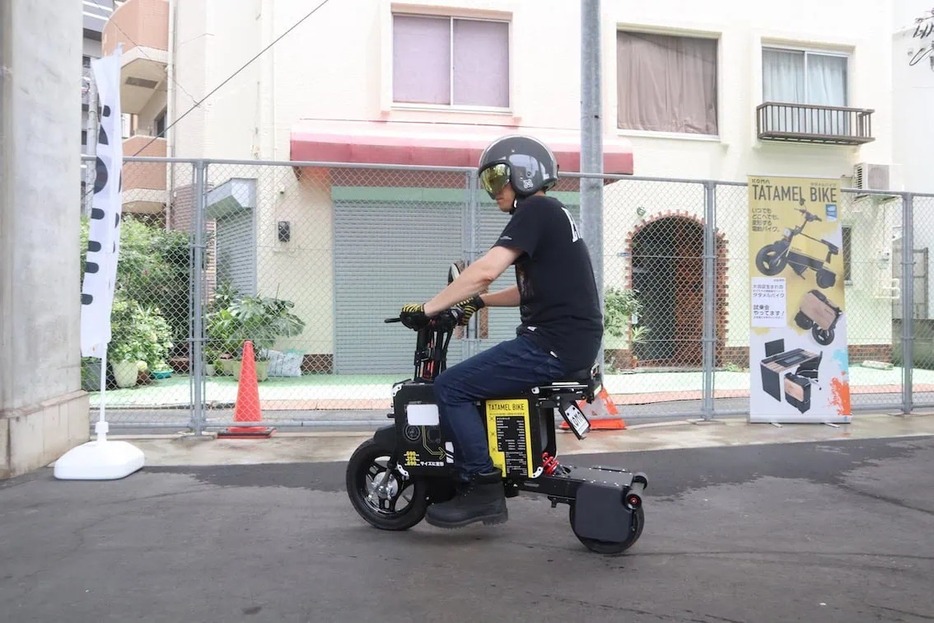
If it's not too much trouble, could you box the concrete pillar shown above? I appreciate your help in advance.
[1,0,89,478]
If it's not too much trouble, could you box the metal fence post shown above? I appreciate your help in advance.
[901,192,914,415]
[466,169,480,359]
[702,181,717,420]
[190,159,207,434]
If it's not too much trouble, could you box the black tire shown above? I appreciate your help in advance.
[816,271,836,289]
[817,270,837,289]
[569,504,645,555]
[814,327,834,346]
[755,246,786,276]
[795,311,813,330]
[346,439,428,531]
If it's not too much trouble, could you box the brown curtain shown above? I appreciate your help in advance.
[617,32,718,135]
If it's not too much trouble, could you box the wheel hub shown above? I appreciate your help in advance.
[368,469,399,501]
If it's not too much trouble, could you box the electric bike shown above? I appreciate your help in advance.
[345,271,647,555]
[755,208,839,289]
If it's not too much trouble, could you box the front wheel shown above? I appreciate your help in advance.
[813,327,834,346]
[346,439,428,530]
[755,245,787,276]
[569,504,644,555]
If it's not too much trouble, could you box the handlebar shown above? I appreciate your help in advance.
[797,208,822,222]
[384,308,464,328]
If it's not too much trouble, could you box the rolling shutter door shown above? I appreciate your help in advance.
[334,201,465,373]
[215,210,256,297]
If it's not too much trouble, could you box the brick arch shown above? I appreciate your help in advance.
[610,211,729,369]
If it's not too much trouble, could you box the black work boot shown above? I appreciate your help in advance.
[426,469,508,529]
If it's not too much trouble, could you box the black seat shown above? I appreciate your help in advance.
[531,366,601,400]
[794,352,822,388]
[822,240,839,255]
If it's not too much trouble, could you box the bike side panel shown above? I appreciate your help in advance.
[392,381,453,476]
[390,381,554,478]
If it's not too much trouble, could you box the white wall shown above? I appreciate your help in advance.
[173,0,895,179]
[893,0,934,194]
[1,0,89,477]
[604,0,893,181]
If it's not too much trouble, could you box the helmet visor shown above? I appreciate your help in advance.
[479,164,510,199]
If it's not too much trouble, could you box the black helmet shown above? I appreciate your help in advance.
[477,135,558,200]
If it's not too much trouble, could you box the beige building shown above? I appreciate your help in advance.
[102,0,901,372]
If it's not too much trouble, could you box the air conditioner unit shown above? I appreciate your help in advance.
[854,163,889,192]
[854,163,902,201]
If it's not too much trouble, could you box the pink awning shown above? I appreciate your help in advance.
[289,121,633,175]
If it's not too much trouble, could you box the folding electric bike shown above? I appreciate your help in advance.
[755,208,839,289]
[345,271,647,555]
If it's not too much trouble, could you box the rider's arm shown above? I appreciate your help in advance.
[480,286,520,308]
[423,246,521,315]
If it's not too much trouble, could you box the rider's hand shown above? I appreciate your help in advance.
[454,294,485,326]
[399,303,430,330]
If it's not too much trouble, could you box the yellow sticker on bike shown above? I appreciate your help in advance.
[485,399,533,478]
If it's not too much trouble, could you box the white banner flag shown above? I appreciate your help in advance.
[80,51,124,357]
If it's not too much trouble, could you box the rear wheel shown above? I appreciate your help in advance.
[813,327,834,346]
[569,504,644,555]
[346,439,428,530]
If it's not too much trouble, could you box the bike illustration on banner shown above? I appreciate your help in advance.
[748,176,852,424]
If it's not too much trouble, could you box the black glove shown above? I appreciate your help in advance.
[399,303,430,330]
[454,294,485,326]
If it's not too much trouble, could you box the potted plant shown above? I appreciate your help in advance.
[108,297,174,388]
[206,291,305,382]
[230,295,305,382]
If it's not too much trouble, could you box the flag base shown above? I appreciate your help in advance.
[53,439,145,480]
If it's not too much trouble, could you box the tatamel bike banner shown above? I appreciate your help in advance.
[748,176,851,423]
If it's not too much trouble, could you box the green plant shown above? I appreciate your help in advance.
[108,296,174,368]
[629,324,650,345]
[604,287,645,339]
[81,216,192,350]
[205,289,305,361]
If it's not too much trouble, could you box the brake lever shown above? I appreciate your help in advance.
[385,318,402,323]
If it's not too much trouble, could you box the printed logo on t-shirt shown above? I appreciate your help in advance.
[561,207,581,243]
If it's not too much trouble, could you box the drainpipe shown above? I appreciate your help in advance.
[166,0,177,229]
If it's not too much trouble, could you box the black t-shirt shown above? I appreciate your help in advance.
[493,195,603,371]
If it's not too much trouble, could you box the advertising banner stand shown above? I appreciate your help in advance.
[748,176,852,424]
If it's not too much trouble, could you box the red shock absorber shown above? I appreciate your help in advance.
[541,452,560,476]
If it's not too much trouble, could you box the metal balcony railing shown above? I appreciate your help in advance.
[756,102,875,145]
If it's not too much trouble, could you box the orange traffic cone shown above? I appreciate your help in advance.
[218,340,274,438]
[561,386,627,431]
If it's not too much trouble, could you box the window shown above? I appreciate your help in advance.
[616,31,718,135]
[392,14,509,108]
[842,226,852,283]
[762,49,847,107]
[762,48,849,135]
[154,109,167,138]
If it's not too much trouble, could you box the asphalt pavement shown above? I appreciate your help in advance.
[1,415,933,622]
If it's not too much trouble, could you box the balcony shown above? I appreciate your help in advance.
[756,102,875,146]
[122,135,167,214]
[102,0,169,115]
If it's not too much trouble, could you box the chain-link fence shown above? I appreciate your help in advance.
[79,156,934,431]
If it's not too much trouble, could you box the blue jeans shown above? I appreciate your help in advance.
[433,335,567,479]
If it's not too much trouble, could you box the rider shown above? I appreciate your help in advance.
[399,135,603,529]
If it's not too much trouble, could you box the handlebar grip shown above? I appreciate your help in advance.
[384,318,402,323]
